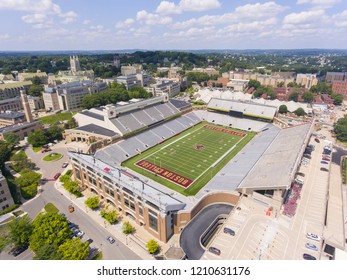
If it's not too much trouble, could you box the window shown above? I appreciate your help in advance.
[116,189,121,202]
[124,194,129,207]
[130,197,135,211]
[148,212,158,232]
[138,202,143,217]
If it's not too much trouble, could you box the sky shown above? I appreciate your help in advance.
[0,0,346,51]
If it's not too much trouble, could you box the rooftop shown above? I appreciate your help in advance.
[75,124,118,138]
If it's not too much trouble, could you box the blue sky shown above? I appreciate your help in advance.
[0,0,346,50]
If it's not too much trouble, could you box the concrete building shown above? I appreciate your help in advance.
[18,72,48,84]
[146,80,180,97]
[0,171,14,212]
[21,90,33,123]
[296,74,318,89]
[0,120,42,141]
[116,75,141,90]
[121,65,143,76]
[0,97,23,112]
[332,80,347,97]
[27,96,45,110]
[226,79,249,91]
[0,111,26,126]
[326,72,347,83]
[228,72,294,88]
[43,81,108,111]
[0,81,32,99]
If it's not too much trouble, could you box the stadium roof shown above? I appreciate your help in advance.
[194,89,252,104]
[75,124,118,138]
[238,123,312,191]
[208,98,277,120]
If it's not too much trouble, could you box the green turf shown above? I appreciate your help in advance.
[122,122,255,196]
[39,112,75,125]
[43,153,62,161]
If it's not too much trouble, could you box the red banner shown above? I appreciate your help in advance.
[135,160,193,188]
[203,125,246,137]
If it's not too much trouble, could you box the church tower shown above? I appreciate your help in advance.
[70,55,81,74]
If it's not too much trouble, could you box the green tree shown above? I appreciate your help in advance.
[31,76,42,85]
[47,124,63,141]
[4,132,19,147]
[33,243,62,260]
[332,93,343,105]
[302,92,314,103]
[100,209,120,224]
[277,81,285,87]
[334,116,347,142]
[122,221,135,235]
[29,213,71,252]
[84,196,99,210]
[29,84,44,97]
[294,107,306,116]
[248,79,261,89]
[57,238,89,260]
[278,105,288,114]
[288,92,299,102]
[7,215,32,246]
[146,239,159,254]
[27,130,48,147]
[0,141,12,168]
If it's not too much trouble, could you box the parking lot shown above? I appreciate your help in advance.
[202,126,335,260]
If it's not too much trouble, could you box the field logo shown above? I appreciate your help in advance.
[193,144,205,151]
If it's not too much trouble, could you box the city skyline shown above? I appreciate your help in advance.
[0,0,347,51]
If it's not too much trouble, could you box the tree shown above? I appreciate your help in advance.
[277,81,284,87]
[84,196,99,210]
[29,213,71,252]
[248,79,261,89]
[302,92,313,103]
[294,107,306,116]
[146,239,159,254]
[0,141,12,168]
[15,169,41,199]
[47,124,63,141]
[334,116,347,142]
[4,132,19,147]
[7,215,32,246]
[288,92,299,102]
[100,209,119,224]
[31,76,42,85]
[278,105,288,114]
[29,84,44,97]
[57,238,89,260]
[33,243,62,260]
[27,130,48,147]
[332,93,343,105]
[122,221,135,235]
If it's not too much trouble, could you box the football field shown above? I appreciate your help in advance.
[122,122,254,196]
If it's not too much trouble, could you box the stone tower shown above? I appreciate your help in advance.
[20,89,33,123]
[70,55,81,74]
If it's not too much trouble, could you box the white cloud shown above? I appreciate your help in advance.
[283,10,325,25]
[156,0,221,15]
[0,0,61,14]
[22,13,47,24]
[172,2,286,29]
[0,33,9,40]
[333,10,347,27]
[60,11,78,24]
[115,18,135,29]
[83,20,91,25]
[296,0,341,8]
[136,10,172,25]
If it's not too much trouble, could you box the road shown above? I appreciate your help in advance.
[180,204,233,260]
[1,142,140,260]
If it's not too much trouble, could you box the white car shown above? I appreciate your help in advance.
[305,243,318,251]
[306,233,321,242]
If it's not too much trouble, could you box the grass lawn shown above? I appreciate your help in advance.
[342,157,347,184]
[44,203,59,214]
[43,153,62,161]
[33,146,43,152]
[39,112,74,125]
[123,122,255,196]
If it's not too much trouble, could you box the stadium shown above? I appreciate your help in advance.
[68,93,312,256]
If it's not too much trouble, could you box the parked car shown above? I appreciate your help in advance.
[223,227,235,236]
[208,246,221,255]
[68,205,75,213]
[306,233,321,242]
[307,144,315,150]
[322,157,330,161]
[54,172,61,180]
[61,162,69,168]
[296,172,305,177]
[320,167,329,172]
[303,154,311,159]
[314,138,320,143]
[321,161,329,164]
[11,244,29,257]
[107,236,115,244]
[305,243,318,251]
[303,253,316,260]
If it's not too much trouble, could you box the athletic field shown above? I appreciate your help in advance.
[122,122,254,196]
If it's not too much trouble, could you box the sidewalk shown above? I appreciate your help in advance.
[54,180,160,260]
